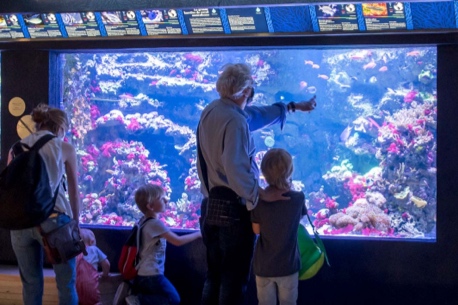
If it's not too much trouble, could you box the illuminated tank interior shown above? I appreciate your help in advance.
[59,46,437,240]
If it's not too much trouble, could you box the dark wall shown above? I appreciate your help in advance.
[0,50,50,170]
[1,42,457,305]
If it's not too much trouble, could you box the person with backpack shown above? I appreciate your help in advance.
[251,148,307,305]
[131,184,201,305]
[8,103,81,305]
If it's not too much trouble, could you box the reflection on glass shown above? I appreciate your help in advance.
[59,47,437,240]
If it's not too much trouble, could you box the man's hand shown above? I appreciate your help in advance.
[295,95,317,112]
[259,187,290,202]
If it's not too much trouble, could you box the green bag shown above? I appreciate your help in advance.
[298,214,330,280]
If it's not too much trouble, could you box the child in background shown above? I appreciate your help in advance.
[251,148,307,305]
[80,228,111,277]
[133,184,202,305]
[76,228,110,305]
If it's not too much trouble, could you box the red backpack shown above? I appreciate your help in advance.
[118,218,153,280]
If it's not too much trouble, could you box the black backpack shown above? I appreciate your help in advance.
[0,134,60,230]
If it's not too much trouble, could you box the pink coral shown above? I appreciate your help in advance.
[90,105,100,120]
[324,224,354,235]
[325,197,338,209]
[100,142,115,157]
[184,53,204,64]
[387,143,400,154]
[80,154,96,172]
[127,117,141,131]
[313,218,329,228]
[403,90,417,103]
[116,115,124,124]
[344,177,367,201]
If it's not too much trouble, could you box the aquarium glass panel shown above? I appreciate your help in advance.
[59,46,437,240]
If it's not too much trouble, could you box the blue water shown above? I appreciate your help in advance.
[59,47,437,240]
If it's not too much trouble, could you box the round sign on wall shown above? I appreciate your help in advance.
[8,97,26,117]
[16,115,35,139]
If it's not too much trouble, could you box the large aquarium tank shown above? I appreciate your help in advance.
[58,46,437,240]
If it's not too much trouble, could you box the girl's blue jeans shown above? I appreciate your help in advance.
[10,213,78,305]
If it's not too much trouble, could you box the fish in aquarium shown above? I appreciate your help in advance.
[59,46,437,240]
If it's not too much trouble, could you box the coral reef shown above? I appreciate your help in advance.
[61,47,437,240]
[328,198,391,235]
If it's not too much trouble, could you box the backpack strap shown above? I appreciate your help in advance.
[135,217,154,267]
[12,141,28,157]
[11,134,56,158]
[26,134,61,214]
[30,134,56,151]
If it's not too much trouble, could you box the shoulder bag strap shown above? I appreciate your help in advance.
[305,213,331,266]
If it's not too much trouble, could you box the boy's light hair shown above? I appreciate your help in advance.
[216,63,253,100]
[135,184,164,213]
[261,148,293,190]
[80,228,96,246]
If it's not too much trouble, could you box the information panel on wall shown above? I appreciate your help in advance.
[100,11,141,36]
[181,8,224,34]
[0,14,25,38]
[61,12,102,37]
[315,4,359,32]
[23,13,64,38]
[362,2,407,31]
[225,7,269,33]
[140,9,183,35]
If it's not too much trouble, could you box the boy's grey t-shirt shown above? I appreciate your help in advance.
[251,190,307,277]
[137,218,170,276]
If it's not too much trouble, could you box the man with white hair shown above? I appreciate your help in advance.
[197,63,316,305]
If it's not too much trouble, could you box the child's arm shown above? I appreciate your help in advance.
[100,258,110,277]
[252,223,260,235]
[160,230,202,246]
